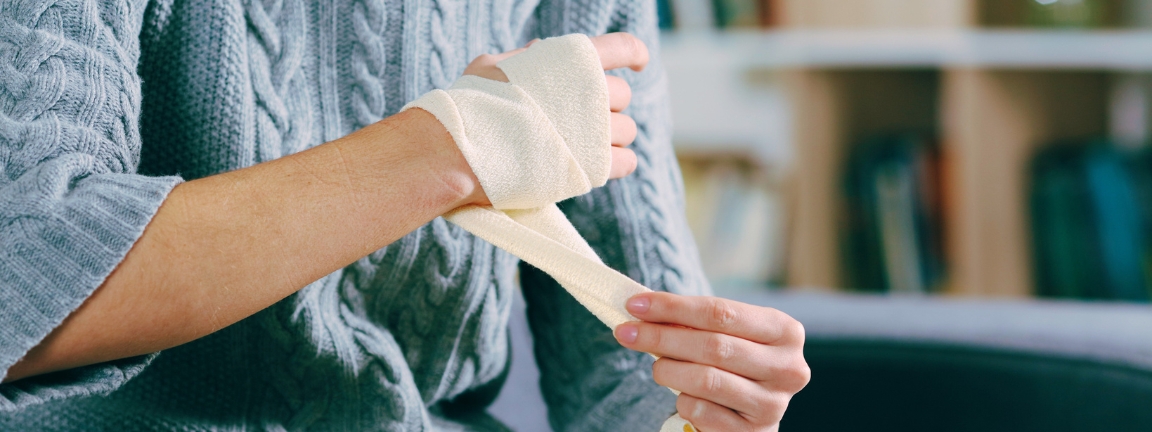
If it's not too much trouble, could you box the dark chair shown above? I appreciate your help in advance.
[752,292,1152,432]
[491,291,1152,431]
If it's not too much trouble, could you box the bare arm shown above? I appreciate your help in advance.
[4,109,480,383]
[4,33,647,384]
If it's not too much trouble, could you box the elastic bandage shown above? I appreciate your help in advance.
[402,34,695,432]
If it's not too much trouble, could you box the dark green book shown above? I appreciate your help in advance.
[843,135,945,293]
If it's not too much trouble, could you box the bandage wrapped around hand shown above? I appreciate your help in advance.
[401,34,696,432]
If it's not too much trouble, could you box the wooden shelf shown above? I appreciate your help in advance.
[662,30,1152,71]
[943,70,1111,297]
[663,25,1151,297]
[662,29,1152,167]
[786,70,941,290]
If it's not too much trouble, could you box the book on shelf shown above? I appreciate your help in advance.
[657,0,677,30]
[657,0,779,30]
[842,135,946,294]
[1026,0,1108,28]
[1030,142,1152,302]
[680,157,788,294]
[985,0,1152,28]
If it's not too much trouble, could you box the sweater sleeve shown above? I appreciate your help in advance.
[0,0,181,410]
[520,1,713,429]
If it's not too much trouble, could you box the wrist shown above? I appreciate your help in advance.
[339,109,487,213]
[400,108,489,208]
[410,108,486,208]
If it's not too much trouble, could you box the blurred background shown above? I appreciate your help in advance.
[491,1,1152,430]
[664,0,1152,301]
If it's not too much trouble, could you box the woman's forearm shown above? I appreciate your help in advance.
[5,109,479,382]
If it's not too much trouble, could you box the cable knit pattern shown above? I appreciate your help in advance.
[244,0,310,161]
[427,0,464,91]
[0,0,710,430]
[0,0,179,410]
[350,0,389,126]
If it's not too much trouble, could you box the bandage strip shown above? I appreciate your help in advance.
[402,34,695,432]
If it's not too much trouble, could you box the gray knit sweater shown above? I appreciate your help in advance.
[0,0,709,430]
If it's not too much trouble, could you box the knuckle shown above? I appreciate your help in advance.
[787,315,806,338]
[763,308,801,344]
[703,334,734,365]
[651,359,674,387]
[645,325,664,351]
[746,392,789,426]
[791,359,812,391]
[470,54,497,69]
[623,33,646,57]
[746,396,773,422]
[699,367,724,394]
[785,316,806,343]
[792,317,811,340]
[709,300,738,331]
[675,396,699,422]
[677,396,712,426]
[771,356,811,394]
[764,392,792,423]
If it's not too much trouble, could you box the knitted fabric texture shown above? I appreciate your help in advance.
[0,0,712,430]
[404,33,693,432]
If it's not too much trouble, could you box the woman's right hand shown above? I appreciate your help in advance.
[461,33,649,183]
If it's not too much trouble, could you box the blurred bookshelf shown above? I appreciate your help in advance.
[663,30,1152,70]
[662,0,1152,300]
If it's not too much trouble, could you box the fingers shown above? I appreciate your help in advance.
[609,111,637,179]
[591,32,649,72]
[611,113,637,147]
[462,49,527,82]
[615,319,812,391]
[609,147,637,179]
[676,393,754,432]
[469,32,647,83]
[491,47,528,62]
[616,322,781,381]
[626,292,805,346]
[655,358,786,422]
[607,76,632,112]
[471,32,647,83]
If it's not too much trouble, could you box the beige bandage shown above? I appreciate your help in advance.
[402,34,694,432]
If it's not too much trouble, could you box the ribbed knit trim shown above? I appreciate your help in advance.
[0,353,157,412]
[0,174,180,388]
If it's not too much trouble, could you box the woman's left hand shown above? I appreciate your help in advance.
[614,292,810,432]
[461,33,646,182]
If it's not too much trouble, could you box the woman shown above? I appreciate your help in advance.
[0,0,809,430]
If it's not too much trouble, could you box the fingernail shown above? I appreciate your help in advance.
[616,324,639,344]
[692,398,707,420]
[626,296,651,314]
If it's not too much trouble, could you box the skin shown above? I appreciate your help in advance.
[5,32,809,431]
[616,293,810,432]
